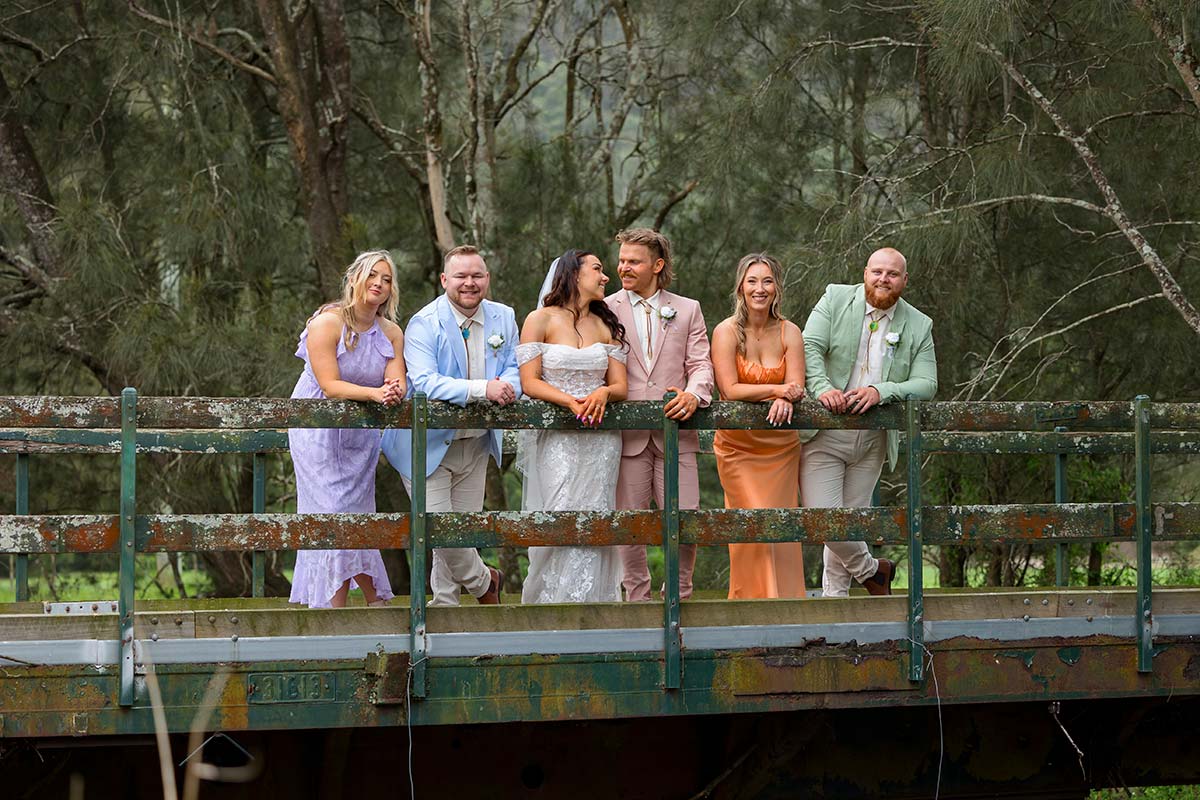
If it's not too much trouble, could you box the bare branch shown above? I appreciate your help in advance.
[653,179,699,230]
[983,43,1200,336]
[1133,0,1200,113]
[494,0,553,115]
[127,1,277,85]
[979,293,1164,400]
[0,28,48,61]
[1082,107,1193,138]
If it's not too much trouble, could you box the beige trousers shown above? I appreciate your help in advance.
[402,436,491,606]
[799,429,885,598]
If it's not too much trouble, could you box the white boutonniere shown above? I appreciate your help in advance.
[884,331,900,357]
[486,333,505,352]
[658,305,677,330]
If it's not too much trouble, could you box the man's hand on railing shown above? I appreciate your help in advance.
[663,388,700,421]
[818,388,848,414]
[845,386,881,415]
[485,379,517,406]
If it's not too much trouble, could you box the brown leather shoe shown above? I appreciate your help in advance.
[477,567,503,605]
[860,559,894,596]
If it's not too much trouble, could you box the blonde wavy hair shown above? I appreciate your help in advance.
[731,253,786,355]
[311,250,399,351]
[615,227,673,289]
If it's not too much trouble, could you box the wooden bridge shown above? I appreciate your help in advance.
[2,393,1199,798]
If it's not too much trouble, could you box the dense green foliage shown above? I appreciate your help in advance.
[2,1,1197,597]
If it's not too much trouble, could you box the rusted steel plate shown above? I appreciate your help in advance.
[925,502,1200,544]
[428,509,662,547]
[0,515,119,553]
[0,397,121,429]
[138,513,410,552]
[917,401,1200,432]
[919,431,1200,455]
[681,507,906,546]
[0,428,289,454]
[728,644,911,695]
[136,397,407,430]
[2,503,1196,554]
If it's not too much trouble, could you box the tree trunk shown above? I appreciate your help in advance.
[849,47,871,197]
[1087,543,1104,586]
[0,69,62,281]
[411,0,456,254]
[1134,0,1200,113]
[255,0,352,296]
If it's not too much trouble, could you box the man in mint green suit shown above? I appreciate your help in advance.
[801,248,937,597]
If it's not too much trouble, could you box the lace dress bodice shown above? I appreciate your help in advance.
[515,341,626,396]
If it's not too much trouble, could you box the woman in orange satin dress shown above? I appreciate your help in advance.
[711,253,807,599]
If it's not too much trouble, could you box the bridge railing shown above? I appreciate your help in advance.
[1,392,1199,705]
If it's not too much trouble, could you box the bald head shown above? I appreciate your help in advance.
[867,247,907,273]
[863,247,908,310]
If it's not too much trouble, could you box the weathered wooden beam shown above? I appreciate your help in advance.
[5,428,1198,457]
[918,431,1200,455]
[2,503,1196,554]
[0,428,289,454]
[139,513,411,552]
[2,396,1197,432]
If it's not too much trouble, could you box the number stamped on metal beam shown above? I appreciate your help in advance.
[247,672,336,704]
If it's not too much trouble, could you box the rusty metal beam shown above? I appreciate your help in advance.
[1,502,1197,555]
[0,428,289,454]
[1,637,1198,738]
[2,397,1198,432]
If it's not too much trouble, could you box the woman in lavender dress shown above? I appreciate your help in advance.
[288,250,406,608]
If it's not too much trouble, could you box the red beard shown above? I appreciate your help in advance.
[866,284,901,310]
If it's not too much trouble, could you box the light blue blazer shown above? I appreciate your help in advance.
[381,295,522,479]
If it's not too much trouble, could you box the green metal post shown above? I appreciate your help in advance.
[252,452,266,598]
[118,388,137,707]
[1054,426,1068,587]
[905,398,924,683]
[409,393,428,698]
[14,453,29,601]
[1134,395,1153,673]
[662,393,682,690]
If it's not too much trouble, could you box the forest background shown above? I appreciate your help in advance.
[1,0,1198,600]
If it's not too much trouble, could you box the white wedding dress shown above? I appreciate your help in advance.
[516,341,625,604]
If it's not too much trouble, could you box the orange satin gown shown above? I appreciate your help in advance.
[713,352,805,599]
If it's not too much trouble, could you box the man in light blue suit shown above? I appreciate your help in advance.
[381,245,522,606]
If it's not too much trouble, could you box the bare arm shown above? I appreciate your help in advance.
[711,321,793,402]
[306,313,387,403]
[518,310,585,412]
[766,321,807,425]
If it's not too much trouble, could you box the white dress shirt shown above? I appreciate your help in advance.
[449,302,487,439]
[845,291,896,393]
[627,289,661,363]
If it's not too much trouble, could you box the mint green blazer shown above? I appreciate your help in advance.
[801,283,938,470]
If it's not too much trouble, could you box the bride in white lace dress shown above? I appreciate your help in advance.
[517,249,629,604]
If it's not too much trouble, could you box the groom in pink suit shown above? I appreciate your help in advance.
[606,228,714,601]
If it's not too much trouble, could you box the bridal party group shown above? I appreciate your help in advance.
[286,228,938,610]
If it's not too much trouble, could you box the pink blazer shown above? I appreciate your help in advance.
[605,289,715,456]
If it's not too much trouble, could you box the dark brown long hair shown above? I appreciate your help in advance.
[542,249,628,348]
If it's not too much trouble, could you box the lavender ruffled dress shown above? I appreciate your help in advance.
[288,319,395,608]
